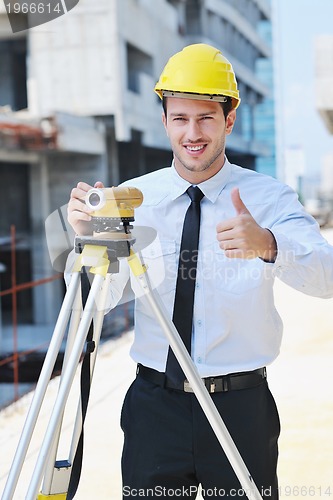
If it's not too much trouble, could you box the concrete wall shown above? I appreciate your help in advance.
[27,0,119,117]
[28,150,107,323]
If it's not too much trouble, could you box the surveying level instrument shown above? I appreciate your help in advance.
[2,187,263,500]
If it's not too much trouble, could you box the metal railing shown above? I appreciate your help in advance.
[0,226,62,406]
[0,225,133,408]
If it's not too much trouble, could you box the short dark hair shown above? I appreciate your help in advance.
[162,96,233,120]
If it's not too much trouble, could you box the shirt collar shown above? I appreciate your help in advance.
[170,157,232,203]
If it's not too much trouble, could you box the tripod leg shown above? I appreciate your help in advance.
[127,250,263,500]
[39,275,111,497]
[68,276,110,466]
[41,285,83,495]
[2,272,81,500]
[26,273,105,500]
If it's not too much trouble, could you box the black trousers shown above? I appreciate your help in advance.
[121,374,280,499]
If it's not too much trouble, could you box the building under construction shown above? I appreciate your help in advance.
[0,0,274,354]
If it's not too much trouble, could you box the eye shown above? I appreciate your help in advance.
[173,117,186,122]
[201,116,213,120]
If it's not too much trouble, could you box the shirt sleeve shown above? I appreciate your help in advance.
[268,184,333,298]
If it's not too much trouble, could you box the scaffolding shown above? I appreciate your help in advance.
[0,226,134,408]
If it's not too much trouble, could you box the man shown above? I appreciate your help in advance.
[67,44,333,499]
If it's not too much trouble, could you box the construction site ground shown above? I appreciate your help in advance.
[1,228,332,499]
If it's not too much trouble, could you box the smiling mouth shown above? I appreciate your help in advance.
[184,144,206,152]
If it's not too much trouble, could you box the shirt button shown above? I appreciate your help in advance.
[196,282,200,288]
[197,357,202,364]
[197,319,202,327]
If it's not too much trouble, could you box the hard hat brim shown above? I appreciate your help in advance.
[155,89,241,109]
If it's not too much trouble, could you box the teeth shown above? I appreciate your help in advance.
[186,145,204,151]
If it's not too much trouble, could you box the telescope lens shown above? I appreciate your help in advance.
[88,193,101,207]
[85,188,105,210]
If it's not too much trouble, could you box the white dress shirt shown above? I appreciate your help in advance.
[69,159,333,377]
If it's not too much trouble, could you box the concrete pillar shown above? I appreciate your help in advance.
[29,158,63,324]
[107,123,120,186]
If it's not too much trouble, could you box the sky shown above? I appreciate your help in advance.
[275,0,333,181]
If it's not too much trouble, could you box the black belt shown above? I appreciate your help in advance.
[137,364,267,394]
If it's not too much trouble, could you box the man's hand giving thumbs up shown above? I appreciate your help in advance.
[216,187,277,261]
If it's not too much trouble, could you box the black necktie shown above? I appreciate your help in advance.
[165,186,204,387]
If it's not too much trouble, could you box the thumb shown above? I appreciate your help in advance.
[231,187,250,215]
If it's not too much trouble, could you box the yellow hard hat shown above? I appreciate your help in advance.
[154,43,240,109]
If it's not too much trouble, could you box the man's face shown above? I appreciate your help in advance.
[162,97,236,183]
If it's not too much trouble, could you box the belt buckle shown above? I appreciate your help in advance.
[209,378,216,393]
[183,380,194,393]
[184,379,216,393]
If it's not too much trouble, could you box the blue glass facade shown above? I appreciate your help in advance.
[255,13,276,178]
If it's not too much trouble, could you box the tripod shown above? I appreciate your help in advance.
[2,231,263,500]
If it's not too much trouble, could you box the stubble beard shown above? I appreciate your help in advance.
[174,139,225,174]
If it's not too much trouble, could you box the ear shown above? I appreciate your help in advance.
[225,109,236,135]
[162,112,168,135]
